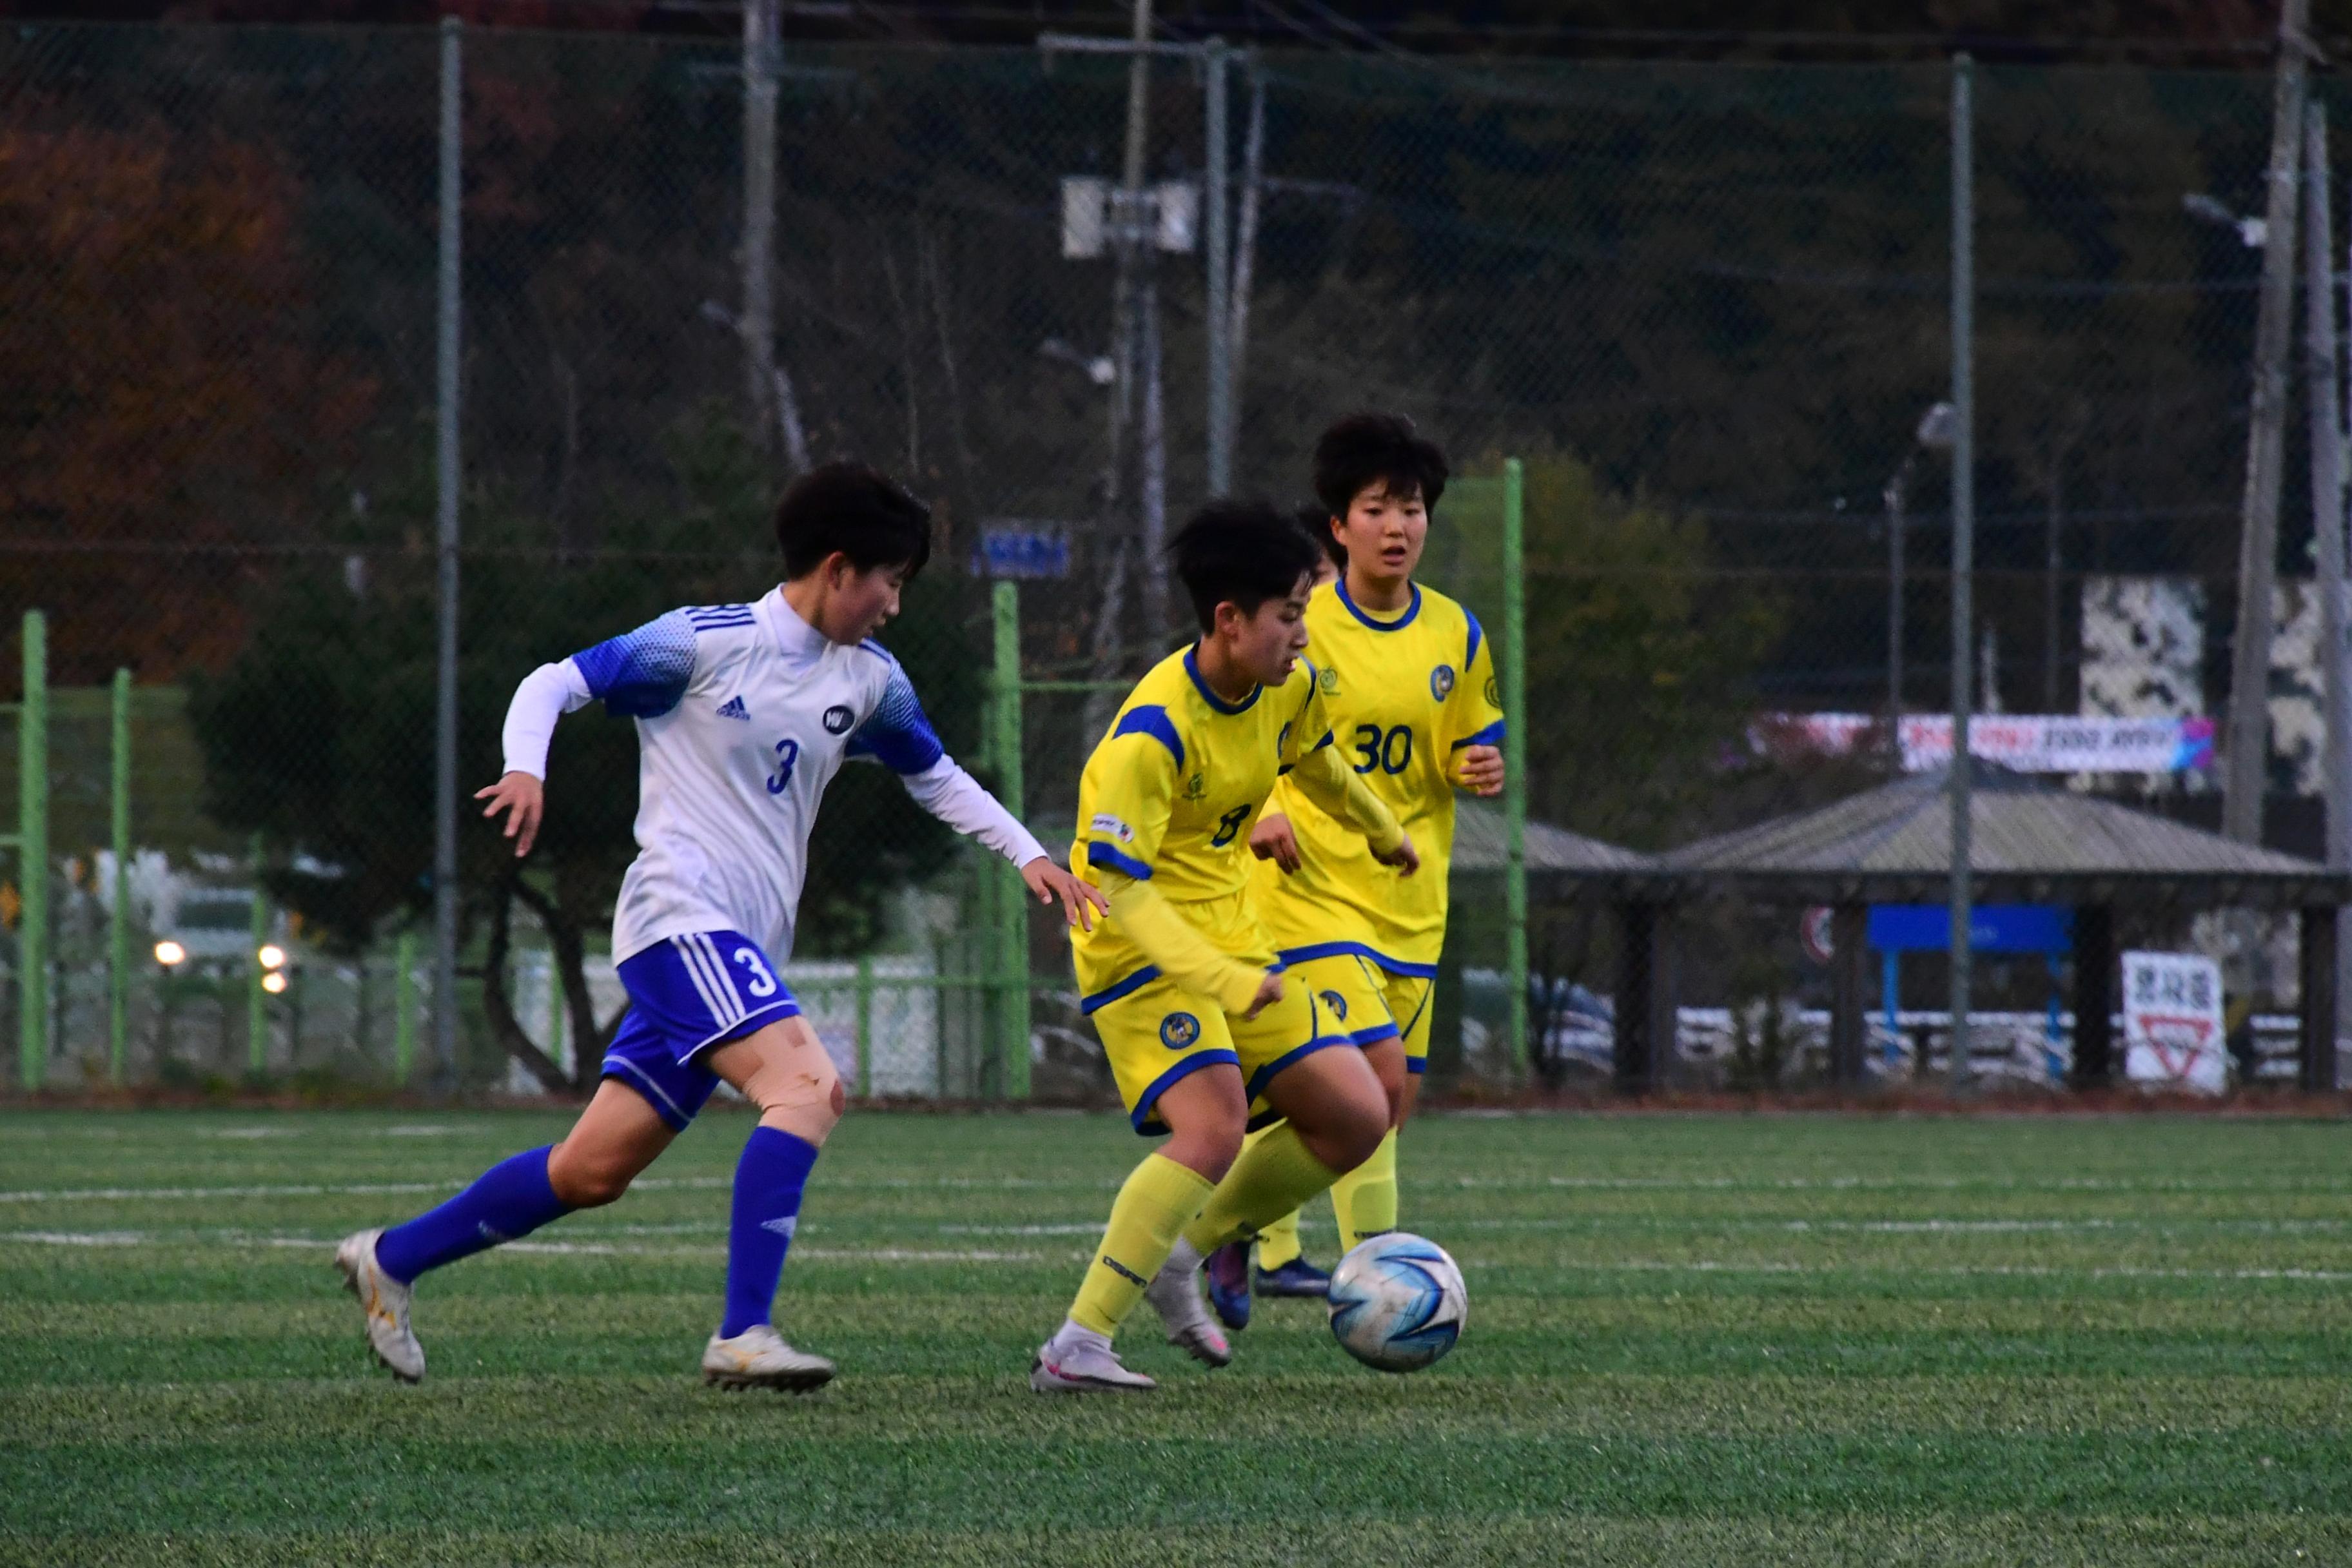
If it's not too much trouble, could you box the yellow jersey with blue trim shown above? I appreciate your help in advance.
[1255,576,1506,975]
[1069,644,1338,1007]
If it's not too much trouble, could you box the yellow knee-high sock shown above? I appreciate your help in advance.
[1233,1127,1304,1267]
[1069,1153,1214,1337]
[1327,1128,1398,1251]
[1181,1121,1341,1255]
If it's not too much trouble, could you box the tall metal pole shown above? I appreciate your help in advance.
[1203,37,1232,496]
[1139,279,1168,640]
[108,667,130,1085]
[1225,60,1265,492]
[2043,469,2064,713]
[1502,459,1529,1085]
[991,582,1030,1099]
[2302,103,2352,1026]
[433,16,464,1089]
[2224,0,2311,846]
[17,611,44,1090]
[1884,459,1908,772]
[1947,55,1977,1092]
[247,832,268,1077]
[741,0,781,455]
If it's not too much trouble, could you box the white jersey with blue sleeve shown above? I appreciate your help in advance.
[500,585,1045,966]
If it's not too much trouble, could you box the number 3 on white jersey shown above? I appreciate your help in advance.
[733,945,779,997]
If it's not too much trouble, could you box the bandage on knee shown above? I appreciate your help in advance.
[734,1028,844,1144]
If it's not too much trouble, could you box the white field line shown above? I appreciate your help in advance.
[1519,1175,2352,1195]
[5,1228,2340,1284]
[1573,1257,2352,1285]
[0,1228,1050,1264]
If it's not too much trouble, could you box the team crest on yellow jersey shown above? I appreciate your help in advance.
[1181,773,1208,801]
[1430,663,1456,700]
[1320,989,1348,1021]
[1318,665,1340,694]
[1160,1012,1202,1048]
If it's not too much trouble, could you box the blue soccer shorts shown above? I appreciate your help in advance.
[601,930,801,1132]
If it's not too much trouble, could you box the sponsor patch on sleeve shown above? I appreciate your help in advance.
[1090,813,1137,845]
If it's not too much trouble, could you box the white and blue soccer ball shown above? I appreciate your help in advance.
[1326,1232,1467,1373]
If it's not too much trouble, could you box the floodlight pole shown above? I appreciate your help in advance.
[432,15,464,1091]
[2223,0,2311,848]
[1203,37,1233,495]
[1948,54,1977,1093]
[1226,59,1266,493]
[741,0,781,456]
[2302,102,2352,1036]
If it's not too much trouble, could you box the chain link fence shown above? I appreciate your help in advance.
[0,20,2325,1095]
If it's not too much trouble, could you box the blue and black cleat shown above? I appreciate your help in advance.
[1255,1256,1332,1298]
[1205,1241,1252,1331]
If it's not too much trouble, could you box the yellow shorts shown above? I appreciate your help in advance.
[1380,968,1437,1072]
[1269,950,1429,1072]
[1091,968,1367,1136]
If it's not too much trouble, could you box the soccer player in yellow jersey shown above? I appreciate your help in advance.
[1030,500,1422,1394]
[1206,413,1506,1329]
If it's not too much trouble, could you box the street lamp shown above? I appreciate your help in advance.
[1883,401,1959,768]
[2182,192,2267,248]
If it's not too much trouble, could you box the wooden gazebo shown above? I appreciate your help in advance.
[1650,761,2352,1091]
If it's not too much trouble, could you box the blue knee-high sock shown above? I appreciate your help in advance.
[375,1146,572,1284]
[720,1126,821,1338]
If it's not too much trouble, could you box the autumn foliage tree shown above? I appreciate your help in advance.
[0,111,374,689]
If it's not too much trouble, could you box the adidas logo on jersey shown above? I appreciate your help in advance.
[716,696,750,721]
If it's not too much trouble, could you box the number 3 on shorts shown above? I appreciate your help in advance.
[733,945,779,997]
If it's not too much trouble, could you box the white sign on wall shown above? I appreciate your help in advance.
[2121,950,2228,1095]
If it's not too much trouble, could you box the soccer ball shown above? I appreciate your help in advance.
[1326,1233,1467,1373]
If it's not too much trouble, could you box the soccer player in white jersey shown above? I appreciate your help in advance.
[334,462,1104,1392]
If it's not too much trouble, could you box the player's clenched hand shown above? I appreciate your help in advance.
[1374,830,1421,877]
[1244,970,1286,1021]
[1454,744,1505,798]
[1249,812,1303,874]
[1023,858,1111,932]
[475,771,545,859]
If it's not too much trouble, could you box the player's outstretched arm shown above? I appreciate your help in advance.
[1285,741,1418,877]
[854,658,1110,929]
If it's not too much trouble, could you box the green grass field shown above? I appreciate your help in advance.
[5,1107,2352,1565]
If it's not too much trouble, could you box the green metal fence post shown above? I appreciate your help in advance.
[17,611,46,1090]
[247,832,268,1076]
[108,669,130,1085]
[1502,459,1529,1088]
[992,580,1031,1099]
[854,954,874,1099]
[393,930,417,1086]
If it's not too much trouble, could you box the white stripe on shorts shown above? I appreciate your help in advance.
[692,932,745,1023]
[671,935,737,1027]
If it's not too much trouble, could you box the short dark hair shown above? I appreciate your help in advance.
[773,460,933,580]
[1295,502,1348,571]
[1313,411,1449,520]
[1171,498,1322,632]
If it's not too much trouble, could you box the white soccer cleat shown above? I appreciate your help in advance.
[1142,1250,1233,1367]
[701,1325,837,1393]
[335,1228,425,1384]
[1029,1331,1157,1394]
